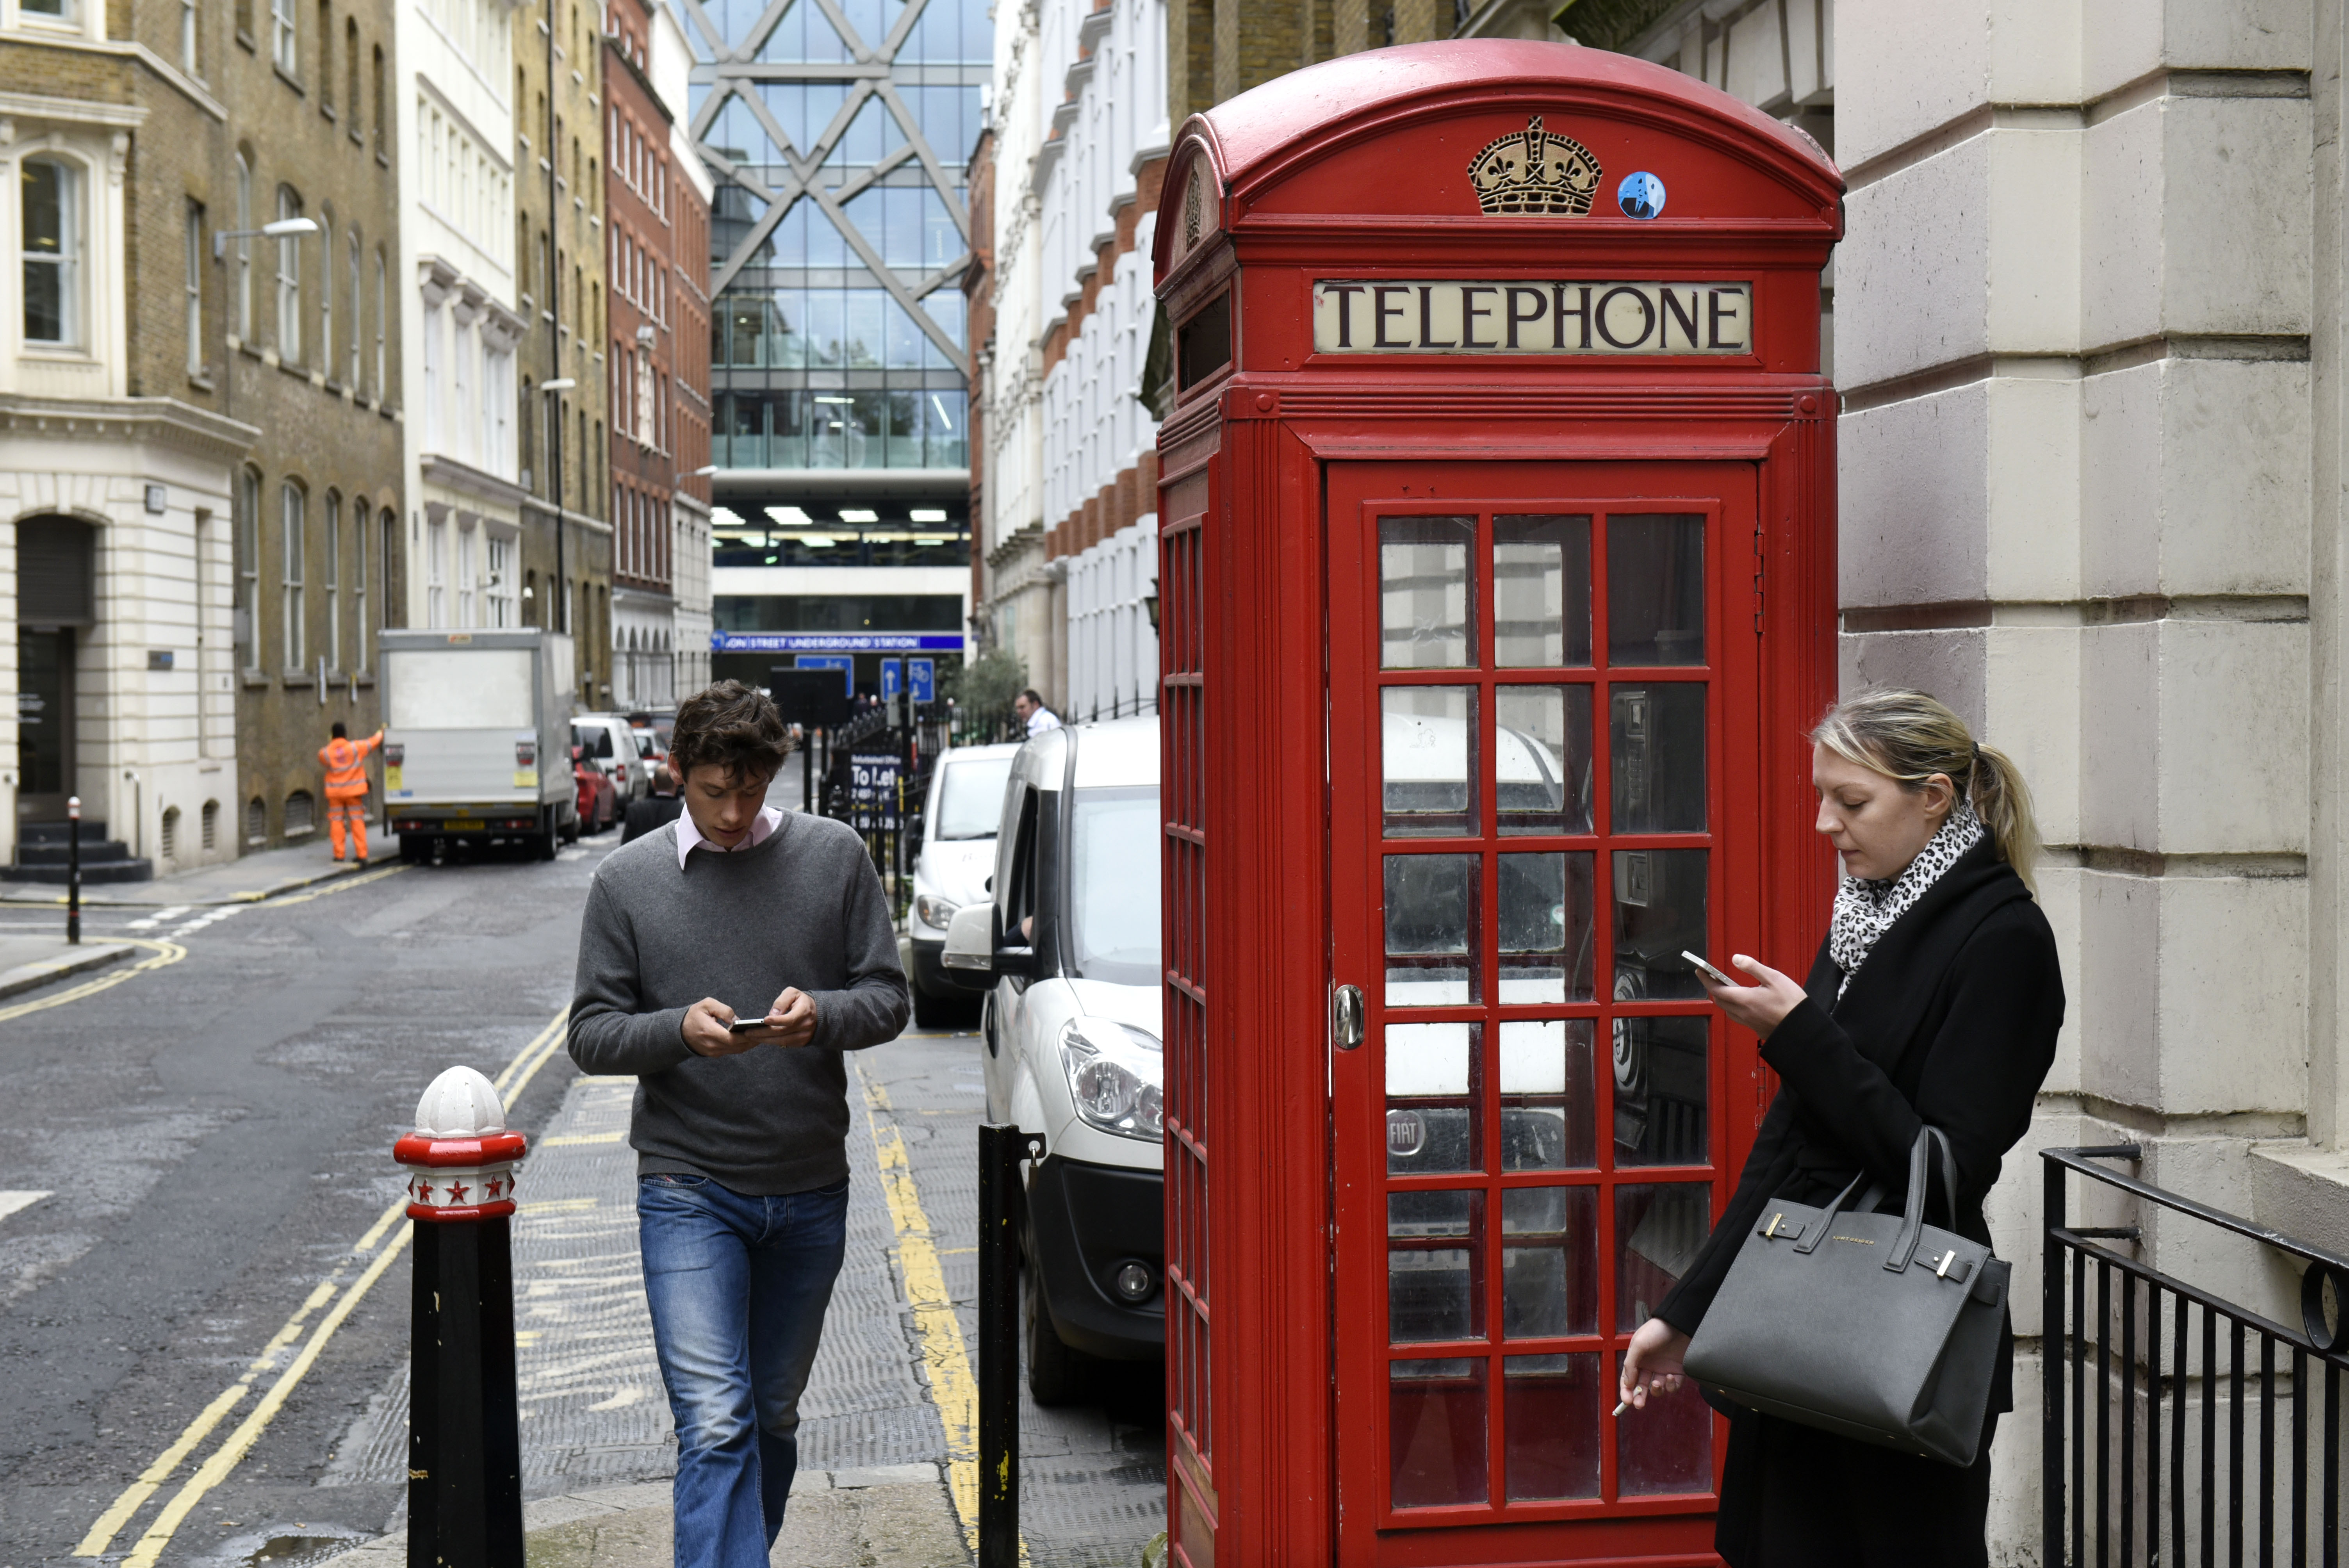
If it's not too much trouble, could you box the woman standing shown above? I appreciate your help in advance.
[1617,688,2064,1567]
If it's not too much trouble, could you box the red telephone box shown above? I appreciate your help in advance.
[1150,40,1843,1567]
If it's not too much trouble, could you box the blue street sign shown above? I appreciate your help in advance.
[795,654,854,695]
[907,657,936,703]
[712,631,965,653]
[880,658,903,698]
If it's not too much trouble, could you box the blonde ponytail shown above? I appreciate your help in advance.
[1811,689,2042,894]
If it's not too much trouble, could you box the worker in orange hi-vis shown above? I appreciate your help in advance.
[319,719,386,863]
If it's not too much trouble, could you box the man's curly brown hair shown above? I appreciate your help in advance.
[668,681,795,785]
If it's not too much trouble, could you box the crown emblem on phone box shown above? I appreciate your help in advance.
[1468,115,1603,216]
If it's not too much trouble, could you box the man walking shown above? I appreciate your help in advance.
[620,754,684,844]
[568,681,909,1566]
[318,720,384,863]
[1014,687,1061,736]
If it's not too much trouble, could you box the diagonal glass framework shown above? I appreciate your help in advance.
[677,0,986,471]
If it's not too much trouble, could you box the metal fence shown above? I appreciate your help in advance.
[2044,1145,2349,1566]
[813,695,1161,918]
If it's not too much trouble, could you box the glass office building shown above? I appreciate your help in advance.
[681,0,985,693]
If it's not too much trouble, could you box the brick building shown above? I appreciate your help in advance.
[601,0,712,710]
[1,0,404,871]
[510,0,612,703]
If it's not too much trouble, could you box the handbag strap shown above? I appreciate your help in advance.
[1888,1126,1961,1272]
[1790,1166,1872,1256]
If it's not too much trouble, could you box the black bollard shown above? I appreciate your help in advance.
[65,795,80,945]
[396,1067,529,1568]
[978,1123,1043,1567]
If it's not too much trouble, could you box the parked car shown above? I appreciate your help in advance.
[904,742,1021,1028]
[571,714,647,805]
[941,717,1162,1404]
[574,744,620,835]
[625,710,673,791]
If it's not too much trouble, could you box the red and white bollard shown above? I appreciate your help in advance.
[395,1067,528,1568]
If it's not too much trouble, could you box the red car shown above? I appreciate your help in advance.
[574,744,620,835]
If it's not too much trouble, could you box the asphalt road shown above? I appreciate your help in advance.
[0,824,1165,1568]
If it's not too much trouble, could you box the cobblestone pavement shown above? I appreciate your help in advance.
[319,1026,1165,1566]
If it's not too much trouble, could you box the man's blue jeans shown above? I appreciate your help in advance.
[638,1172,849,1568]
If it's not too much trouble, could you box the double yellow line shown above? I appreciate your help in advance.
[854,1060,1028,1561]
[0,939,186,1025]
[75,1006,572,1566]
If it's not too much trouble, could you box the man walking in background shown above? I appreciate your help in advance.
[620,752,685,844]
[1014,687,1061,736]
[568,681,909,1566]
[318,720,384,863]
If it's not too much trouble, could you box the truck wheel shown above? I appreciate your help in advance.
[536,820,559,860]
[560,811,580,845]
[1024,1265,1090,1407]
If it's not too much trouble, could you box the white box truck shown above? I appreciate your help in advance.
[380,628,579,860]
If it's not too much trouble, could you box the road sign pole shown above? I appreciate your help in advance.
[979,1123,1043,1566]
[66,795,81,945]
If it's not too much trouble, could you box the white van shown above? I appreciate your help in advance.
[941,716,1163,1402]
[904,741,1021,1027]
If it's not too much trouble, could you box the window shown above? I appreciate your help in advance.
[372,247,386,395]
[324,490,341,668]
[275,187,303,361]
[456,523,476,627]
[21,0,76,23]
[282,481,307,666]
[353,495,370,668]
[318,0,333,107]
[183,0,201,72]
[346,228,362,387]
[372,45,385,155]
[236,467,260,668]
[234,154,253,337]
[488,535,513,626]
[273,0,297,73]
[317,214,333,374]
[236,0,252,39]
[202,800,219,850]
[21,158,79,346]
[345,20,360,133]
[185,201,205,376]
[427,514,446,626]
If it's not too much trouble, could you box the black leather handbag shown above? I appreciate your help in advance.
[1681,1126,2009,1467]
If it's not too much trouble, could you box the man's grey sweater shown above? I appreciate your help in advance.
[568,813,910,1194]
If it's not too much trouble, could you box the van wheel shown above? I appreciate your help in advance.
[1025,1265,1089,1407]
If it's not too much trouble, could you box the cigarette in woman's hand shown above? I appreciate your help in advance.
[1611,1399,1631,1417]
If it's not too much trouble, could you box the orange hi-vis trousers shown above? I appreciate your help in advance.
[328,795,370,861]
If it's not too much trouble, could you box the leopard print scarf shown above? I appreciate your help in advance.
[1828,802,1984,1000]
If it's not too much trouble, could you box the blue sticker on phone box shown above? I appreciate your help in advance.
[1618,171,1666,220]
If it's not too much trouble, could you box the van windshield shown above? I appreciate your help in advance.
[1068,785,1162,987]
[934,757,1014,840]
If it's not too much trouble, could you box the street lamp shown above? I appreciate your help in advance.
[211,216,317,424]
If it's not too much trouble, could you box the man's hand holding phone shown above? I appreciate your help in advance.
[683,989,818,1056]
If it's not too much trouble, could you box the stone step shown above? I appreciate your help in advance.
[3,857,154,884]
[13,839,141,867]
[18,821,114,846]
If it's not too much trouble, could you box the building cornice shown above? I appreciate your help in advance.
[0,38,225,121]
[421,452,529,508]
[0,392,256,461]
[519,493,615,534]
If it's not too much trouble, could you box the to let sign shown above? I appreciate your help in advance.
[1312,279,1752,355]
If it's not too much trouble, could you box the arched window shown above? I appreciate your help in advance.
[161,807,182,864]
[21,157,82,346]
[246,796,268,846]
[275,187,304,362]
[373,245,387,396]
[324,488,342,669]
[201,800,219,851]
[317,211,334,373]
[234,153,254,338]
[281,479,307,666]
[346,226,362,387]
[371,44,386,156]
[285,790,316,836]
[235,465,262,669]
[317,0,333,107]
[345,20,360,134]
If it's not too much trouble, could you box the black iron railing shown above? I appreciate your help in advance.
[2044,1145,2349,1566]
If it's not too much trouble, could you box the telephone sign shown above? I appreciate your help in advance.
[1151,39,1841,1568]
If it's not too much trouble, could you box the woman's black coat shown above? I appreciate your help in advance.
[1655,837,2065,1416]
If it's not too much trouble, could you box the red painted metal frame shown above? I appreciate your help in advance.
[1152,40,1841,1568]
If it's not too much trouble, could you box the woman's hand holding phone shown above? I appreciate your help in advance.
[1688,952,1808,1039]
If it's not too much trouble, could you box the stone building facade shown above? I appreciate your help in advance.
[511,0,613,704]
[1,0,403,869]
[601,0,711,711]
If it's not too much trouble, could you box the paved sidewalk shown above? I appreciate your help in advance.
[0,934,134,999]
[0,834,368,907]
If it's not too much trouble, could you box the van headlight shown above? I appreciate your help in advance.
[914,893,960,932]
[1058,1019,1164,1141]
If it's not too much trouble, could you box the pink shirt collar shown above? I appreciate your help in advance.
[675,804,785,869]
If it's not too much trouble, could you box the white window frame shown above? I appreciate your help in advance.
[274,187,303,362]
[281,481,307,668]
[346,228,362,387]
[20,155,82,348]
[234,153,253,339]
[185,200,204,376]
[372,248,386,396]
[272,0,298,73]
[324,490,342,670]
[317,213,333,375]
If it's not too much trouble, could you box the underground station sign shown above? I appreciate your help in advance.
[1313,280,1751,355]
